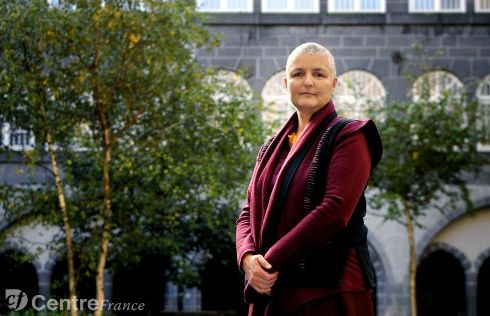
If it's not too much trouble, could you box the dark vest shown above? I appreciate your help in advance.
[282,194,375,288]
[276,119,376,288]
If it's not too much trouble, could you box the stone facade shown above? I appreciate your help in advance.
[197,24,489,100]
[194,2,490,315]
[1,0,490,315]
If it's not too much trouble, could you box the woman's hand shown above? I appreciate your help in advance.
[242,253,279,295]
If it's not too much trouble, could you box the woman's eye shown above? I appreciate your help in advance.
[292,72,302,78]
[315,73,326,78]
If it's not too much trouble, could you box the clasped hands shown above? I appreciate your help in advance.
[242,253,279,296]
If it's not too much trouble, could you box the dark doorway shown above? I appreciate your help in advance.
[50,257,96,301]
[478,256,490,316]
[200,252,247,316]
[416,249,466,316]
[0,250,39,314]
[112,254,167,315]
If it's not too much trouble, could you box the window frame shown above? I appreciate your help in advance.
[334,70,386,120]
[210,69,253,102]
[196,0,253,13]
[476,74,490,151]
[412,70,464,102]
[409,0,466,13]
[261,0,320,13]
[328,0,386,14]
[475,0,490,12]
[261,70,296,125]
[1,123,36,151]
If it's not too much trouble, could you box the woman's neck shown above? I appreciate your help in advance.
[296,111,312,139]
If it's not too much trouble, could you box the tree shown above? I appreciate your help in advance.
[368,82,487,316]
[1,0,266,314]
[1,1,89,314]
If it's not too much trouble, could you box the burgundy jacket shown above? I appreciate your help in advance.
[236,100,382,314]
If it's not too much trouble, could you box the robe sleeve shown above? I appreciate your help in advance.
[236,184,257,271]
[264,126,372,271]
[236,140,271,271]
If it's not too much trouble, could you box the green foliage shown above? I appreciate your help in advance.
[1,0,266,288]
[369,90,487,222]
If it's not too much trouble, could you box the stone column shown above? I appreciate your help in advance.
[104,269,113,301]
[35,259,52,299]
[466,271,477,316]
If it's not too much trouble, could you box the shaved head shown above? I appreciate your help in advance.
[286,42,336,77]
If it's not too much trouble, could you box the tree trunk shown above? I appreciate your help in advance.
[91,4,111,314]
[403,200,418,316]
[94,108,112,316]
[39,103,78,316]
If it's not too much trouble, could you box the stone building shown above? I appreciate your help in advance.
[1,0,490,315]
[192,1,490,314]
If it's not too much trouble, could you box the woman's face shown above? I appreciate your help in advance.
[284,53,337,116]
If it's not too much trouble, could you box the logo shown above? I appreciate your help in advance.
[3,289,144,312]
[5,289,28,311]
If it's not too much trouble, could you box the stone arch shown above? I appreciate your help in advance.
[43,249,113,301]
[416,243,469,316]
[418,242,471,269]
[367,234,393,316]
[476,248,490,316]
[0,248,39,314]
[416,204,490,316]
[0,224,57,299]
[475,247,490,272]
[416,196,490,257]
[0,240,43,274]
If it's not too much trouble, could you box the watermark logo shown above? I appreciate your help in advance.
[5,289,28,311]
[4,289,145,312]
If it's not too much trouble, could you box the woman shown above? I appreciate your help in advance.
[236,42,383,315]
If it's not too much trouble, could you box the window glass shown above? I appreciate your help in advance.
[334,70,386,119]
[477,74,490,149]
[261,71,296,125]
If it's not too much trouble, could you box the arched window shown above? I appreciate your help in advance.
[334,70,386,119]
[261,71,296,126]
[412,70,464,102]
[212,69,253,103]
[476,74,490,149]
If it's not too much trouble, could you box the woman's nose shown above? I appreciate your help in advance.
[304,74,313,87]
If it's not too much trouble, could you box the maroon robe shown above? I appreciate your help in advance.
[236,100,382,315]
